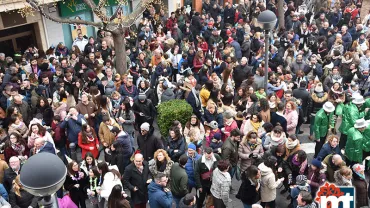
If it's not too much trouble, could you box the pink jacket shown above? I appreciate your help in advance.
[206,128,221,147]
[284,110,298,135]
[222,120,238,141]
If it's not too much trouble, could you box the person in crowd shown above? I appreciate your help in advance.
[317,135,341,161]
[179,193,196,208]
[263,126,287,150]
[166,126,186,163]
[60,106,85,145]
[296,190,316,208]
[148,173,173,208]
[334,166,353,186]
[284,101,298,136]
[290,175,311,208]
[307,158,326,199]
[138,123,164,161]
[345,118,367,165]
[170,154,189,207]
[236,165,261,208]
[149,149,174,182]
[4,133,29,163]
[64,160,87,208]
[185,143,201,192]
[352,164,369,208]
[322,154,346,182]
[97,162,122,207]
[78,124,99,159]
[238,131,264,172]
[80,152,98,176]
[221,129,242,178]
[210,160,232,208]
[258,156,285,208]
[123,153,150,208]
[9,175,39,208]
[30,137,56,155]
[107,184,130,208]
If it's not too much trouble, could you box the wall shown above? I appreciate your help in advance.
[43,5,65,48]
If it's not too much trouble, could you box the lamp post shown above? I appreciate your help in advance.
[257,10,277,92]
[20,153,67,208]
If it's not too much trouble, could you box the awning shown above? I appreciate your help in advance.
[0,0,61,13]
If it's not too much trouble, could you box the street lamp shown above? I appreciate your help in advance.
[20,153,67,208]
[257,10,277,92]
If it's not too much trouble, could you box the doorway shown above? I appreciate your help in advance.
[0,24,36,57]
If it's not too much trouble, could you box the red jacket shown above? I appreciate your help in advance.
[193,57,205,73]
[78,133,99,159]
[197,41,209,53]
[166,18,177,30]
[4,145,30,163]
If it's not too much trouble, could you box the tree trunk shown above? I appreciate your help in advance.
[112,29,127,75]
[278,0,285,29]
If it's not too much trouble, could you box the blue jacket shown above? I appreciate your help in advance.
[230,41,242,59]
[60,114,85,143]
[316,143,341,161]
[203,109,224,128]
[0,184,8,201]
[39,142,56,155]
[185,152,201,188]
[148,182,173,208]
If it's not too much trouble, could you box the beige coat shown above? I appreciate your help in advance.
[238,141,264,172]
[98,118,120,146]
[258,163,282,202]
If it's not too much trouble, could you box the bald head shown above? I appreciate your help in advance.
[134,153,144,168]
[332,154,343,165]
[35,137,46,150]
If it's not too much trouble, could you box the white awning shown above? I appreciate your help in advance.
[0,0,61,13]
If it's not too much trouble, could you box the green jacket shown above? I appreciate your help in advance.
[339,103,364,135]
[345,127,364,163]
[361,98,370,120]
[170,163,188,197]
[221,137,239,167]
[314,109,335,139]
[362,126,370,152]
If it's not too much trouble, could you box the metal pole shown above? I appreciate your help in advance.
[264,29,270,92]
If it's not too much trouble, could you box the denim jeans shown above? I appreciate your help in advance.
[228,166,236,179]
[243,203,252,208]
[173,195,182,208]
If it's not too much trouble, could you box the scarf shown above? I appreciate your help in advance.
[269,101,276,109]
[156,160,167,172]
[89,177,98,191]
[250,120,261,132]
[248,142,258,151]
[11,143,25,154]
[286,139,298,149]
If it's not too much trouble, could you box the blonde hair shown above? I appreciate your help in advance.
[13,175,22,197]
[154,149,171,162]
[339,166,352,177]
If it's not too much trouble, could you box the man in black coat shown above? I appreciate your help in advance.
[233,57,252,89]
[137,123,164,161]
[186,84,203,121]
[223,2,235,25]
[190,12,202,37]
[123,153,151,208]
[293,81,310,119]
[4,157,21,193]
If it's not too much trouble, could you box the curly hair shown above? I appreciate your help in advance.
[154,149,171,162]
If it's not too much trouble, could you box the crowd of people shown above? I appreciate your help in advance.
[0,0,370,207]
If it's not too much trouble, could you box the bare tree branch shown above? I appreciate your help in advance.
[27,0,103,28]
[121,0,154,28]
[110,4,122,21]
[82,0,109,23]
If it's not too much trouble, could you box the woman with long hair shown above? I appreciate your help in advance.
[86,167,100,208]
[9,175,39,208]
[236,165,261,208]
[4,133,29,163]
[268,93,280,112]
[8,114,28,140]
[258,156,284,208]
[78,125,99,159]
[166,126,186,162]
[238,131,264,172]
[64,161,87,208]
[34,97,53,126]
[97,162,122,207]
[241,113,265,137]
[107,185,130,208]
[27,123,55,149]
[4,106,22,129]
[183,115,205,144]
[148,149,174,182]
[80,152,98,174]
[114,99,135,140]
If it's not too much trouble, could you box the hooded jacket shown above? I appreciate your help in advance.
[185,152,201,188]
[148,182,173,208]
[339,102,364,135]
[258,163,281,202]
[314,109,335,139]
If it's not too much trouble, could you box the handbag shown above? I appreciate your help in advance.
[201,169,213,180]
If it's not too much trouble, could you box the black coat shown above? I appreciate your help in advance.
[9,189,39,208]
[137,130,164,161]
[270,112,288,134]
[63,170,88,203]
[236,172,260,205]
[123,161,151,205]
[293,87,310,117]
[233,64,252,89]
[223,7,235,25]
[3,168,18,193]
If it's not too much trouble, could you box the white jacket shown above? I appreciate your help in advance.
[100,171,122,200]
